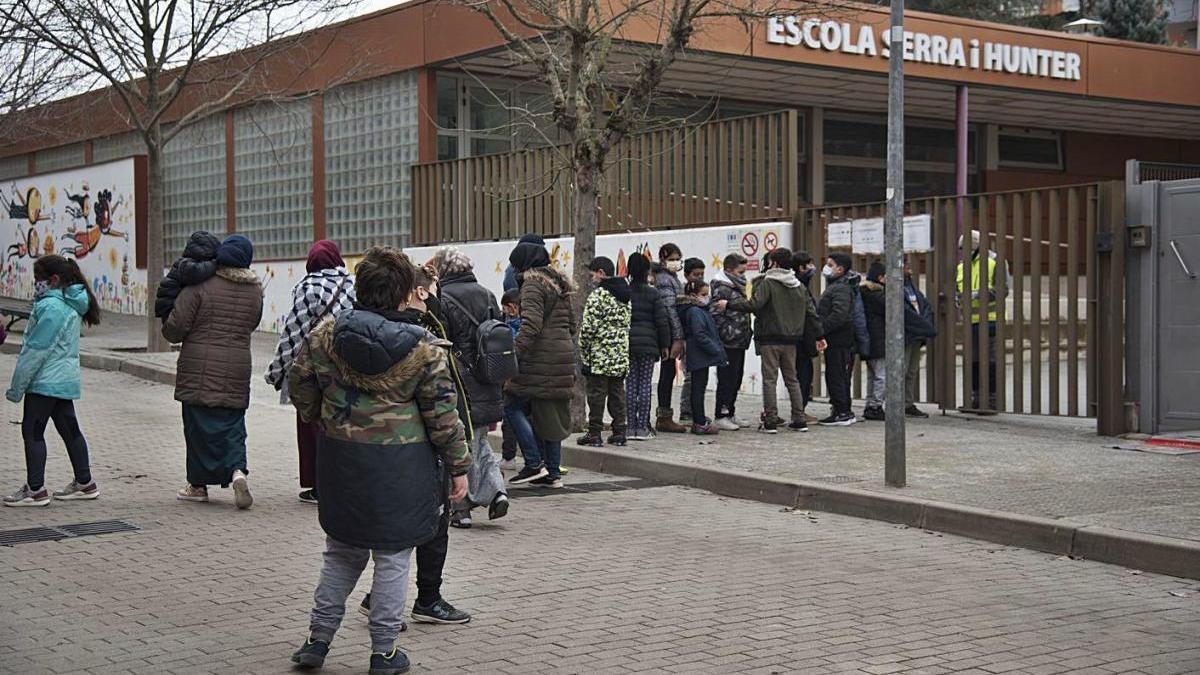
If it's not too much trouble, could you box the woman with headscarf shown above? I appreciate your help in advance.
[428,246,509,526]
[504,239,576,488]
[266,240,355,504]
[163,234,264,509]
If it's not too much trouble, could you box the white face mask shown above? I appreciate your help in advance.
[698,296,710,306]
[665,259,682,273]
[822,264,836,279]
[34,280,51,296]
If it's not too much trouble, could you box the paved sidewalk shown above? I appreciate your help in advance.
[47,311,1200,547]
[0,364,1198,674]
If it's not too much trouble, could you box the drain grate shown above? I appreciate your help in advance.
[508,478,662,499]
[0,520,139,546]
[811,475,866,484]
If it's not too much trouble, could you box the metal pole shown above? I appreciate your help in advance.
[955,85,969,251]
[884,0,906,488]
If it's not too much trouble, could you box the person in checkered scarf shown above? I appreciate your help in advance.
[266,239,354,504]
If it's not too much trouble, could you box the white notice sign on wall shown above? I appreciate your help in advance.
[852,217,884,254]
[828,221,852,248]
[903,214,933,252]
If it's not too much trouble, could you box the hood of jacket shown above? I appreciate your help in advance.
[761,267,802,288]
[440,270,480,288]
[316,308,446,396]
[831,270,863,288]
[597,276,631,304]
[524,266,573,298]
[182,231,220,261]
[676,294,706,310]
[41,284,90,316]
[215,266,261,285]
[710,269,747,293]
[860,279,883,294]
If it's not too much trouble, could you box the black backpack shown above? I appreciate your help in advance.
[441,291,519,385]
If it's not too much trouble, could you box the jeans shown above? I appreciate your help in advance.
[656,358,677,417]
[797,347,814,408]
[504,395,561,477]
[626,355,657,433]
[586,374,627,435]
[760,344,805,423]
[309,537,412,653]
[865,358,886,410]
[22,394,91,491]
[689,368,711,426]
[715,348,746,419]
[905,343,923,407]
[824,346,854,416]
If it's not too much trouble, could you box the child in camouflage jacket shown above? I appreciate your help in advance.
[578,256,632,446]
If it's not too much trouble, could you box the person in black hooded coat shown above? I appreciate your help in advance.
[155,231,220,324]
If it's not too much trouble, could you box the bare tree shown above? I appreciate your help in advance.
[0,12,86,139]
[0,0,358,350]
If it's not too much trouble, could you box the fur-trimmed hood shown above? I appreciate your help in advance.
[860,279,884,293]
[523,266,573,298]
[215,266,261,285]
[310,309,448,395]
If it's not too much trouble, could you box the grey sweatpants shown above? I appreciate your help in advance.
[462,429,505,509]
[309,537,412,653]
[866,357,886,409]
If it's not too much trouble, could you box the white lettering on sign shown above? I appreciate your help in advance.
[766,16,1083,81]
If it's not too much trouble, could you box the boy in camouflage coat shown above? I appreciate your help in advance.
[287,246,470,675]
[578,256,632,446]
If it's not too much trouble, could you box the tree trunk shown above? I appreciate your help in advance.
[144,129,171,353]
[569,164,600,432]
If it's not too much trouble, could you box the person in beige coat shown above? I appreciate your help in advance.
[162,234,263,508]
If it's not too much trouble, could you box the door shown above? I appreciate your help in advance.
[1157,179,1200,432]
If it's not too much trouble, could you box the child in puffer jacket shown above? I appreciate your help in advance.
[154,230,221,324]
[676,279,727,436]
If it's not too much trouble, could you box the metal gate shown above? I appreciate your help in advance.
[1126,175,1200,434]
[795,182,1125,431]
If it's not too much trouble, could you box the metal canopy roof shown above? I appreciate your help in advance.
[451,44,1200,140]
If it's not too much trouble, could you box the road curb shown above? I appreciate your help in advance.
[51,347,1198,581]
[561,444,1200,580]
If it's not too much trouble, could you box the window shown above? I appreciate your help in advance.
[233,100,313,261]
[34,143,85,173]
[324,71,419,253]
[435,73,554,159]
[0,154,27,181]
[163,116,226,258]
[93,132,144,163]
[997,127,1062,170]
[824,113,977,205]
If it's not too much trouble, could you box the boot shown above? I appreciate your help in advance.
[656,415,687,434]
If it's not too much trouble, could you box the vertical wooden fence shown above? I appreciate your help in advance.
[795,182,1124,426]
[411,110,799,245]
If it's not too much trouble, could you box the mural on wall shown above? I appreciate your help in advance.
[0,160,146,314]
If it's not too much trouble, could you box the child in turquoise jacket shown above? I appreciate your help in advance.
[4,255,103,507]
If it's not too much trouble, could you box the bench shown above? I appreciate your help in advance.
[0,300,32,331]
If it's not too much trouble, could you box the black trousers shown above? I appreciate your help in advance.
[797,346,814,408]
[656,358,677,415]
[415,492,451,607]
[689,368,711,426]
[824,346,854,416]
[22,394,91,491]
[715,348,746,419]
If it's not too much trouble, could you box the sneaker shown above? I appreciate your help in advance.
[358,594,409,630]
[820,413,857,427]
[297,489,319,505]
[714,417,740,431]
[176,484,208,502]
[576,432,603,447]
[3,484,50,507]
[629,427,656,441]
[608,433,628,446]
[690,423,719,435]
[231,470,253,510]
[499,458,518,471]
[488,494,509,520]
[529,475,564,489]
[731,414,751,428]
[863,407,886,421]
[758,416,778,434]
[559,466,570,475]
[905,405,930,418]
[290,636,330,669]
[509,465,549,485]
[411,598,471,624]
[53,480,99,501]
[788,419,809,432]
[449,509,472,529]
[369,646,411,675]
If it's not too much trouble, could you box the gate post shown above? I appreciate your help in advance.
[1096,181,1127,436]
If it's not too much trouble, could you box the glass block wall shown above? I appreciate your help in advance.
[324,71,418,253]
[93,131,145,163]
[234,100,313,260]
[34,143,85,172]
[0,154,27,181]
[163,116,227,258]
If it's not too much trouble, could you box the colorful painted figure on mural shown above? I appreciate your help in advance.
[7,226,42,261]
[2,185,53,225]
[62,188,126,259]
[64,183,91,222]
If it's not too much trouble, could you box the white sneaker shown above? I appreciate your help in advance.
[53,480,100,500]
[3,484,50,507]
[714,417,740,431]
[499,459,518,472]
[231,470,253,510]
[730,415,751,428]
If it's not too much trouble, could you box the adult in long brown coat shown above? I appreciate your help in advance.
[505,240,576,488]
[162,234,264,509]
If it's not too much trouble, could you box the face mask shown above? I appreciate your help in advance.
[665,260,682,273]
[698,296,710,306]
[34,280,51,296]
[799,268,814,281]
[822,264,835,279]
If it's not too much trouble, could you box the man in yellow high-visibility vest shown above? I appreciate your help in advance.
[955,230,1009,411]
